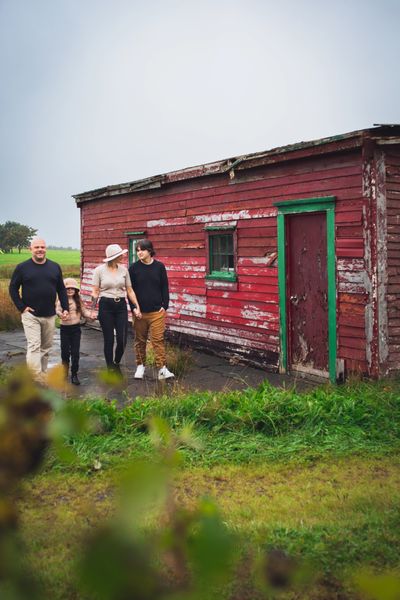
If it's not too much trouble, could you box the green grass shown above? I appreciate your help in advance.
[45,378,400,471]
[3,369,400,599]
[20,456,400,599]
[0,249,80,265]
[0,249,80,278]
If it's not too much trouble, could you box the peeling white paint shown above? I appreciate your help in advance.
[241,307,278,321]
[336,259,364,272]
[206,280,236,288]
[338,270,369,293]
[167,264,205,272]
[167,318,272,342]
[147,217,188,227]
[376,151,389,366]
[173,302,206,314]
[168,324,277,351]
[362,165,375,369]
[238,257,268,265]
[193,208,276,223]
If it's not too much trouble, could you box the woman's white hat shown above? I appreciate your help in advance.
[103,244,128,262]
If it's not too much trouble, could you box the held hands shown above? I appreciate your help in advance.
[133,307,142,319]
[60,310,69,321]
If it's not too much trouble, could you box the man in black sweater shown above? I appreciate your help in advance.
[128,239,174,380]
[9,237,69,382]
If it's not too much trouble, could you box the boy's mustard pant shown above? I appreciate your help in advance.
[133,310,166,368]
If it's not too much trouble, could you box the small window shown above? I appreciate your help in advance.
[206,227,237,281]
[125,231,146,265]
[129,239,139,265]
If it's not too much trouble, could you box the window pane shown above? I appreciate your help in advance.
[210,233,234,273]
[214,254,223,271]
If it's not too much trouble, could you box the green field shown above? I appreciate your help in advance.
[0,249,80,279]
[0,249,80,266]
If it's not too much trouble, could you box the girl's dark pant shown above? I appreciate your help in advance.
[98,297,128,367]
[60,324,81,375]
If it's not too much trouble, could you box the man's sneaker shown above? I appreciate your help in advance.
[134,364,145,379]
[158,366,174,380]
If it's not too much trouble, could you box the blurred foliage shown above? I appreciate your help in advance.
[0,368,240,599]
[1,366,399,599]
[354,570,400,600]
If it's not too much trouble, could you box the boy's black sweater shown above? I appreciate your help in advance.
[128,259,169,313]
[9,259,69,317]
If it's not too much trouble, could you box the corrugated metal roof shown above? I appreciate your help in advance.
[73,124,400,204]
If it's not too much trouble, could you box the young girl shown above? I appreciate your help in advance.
[56,277,92,385]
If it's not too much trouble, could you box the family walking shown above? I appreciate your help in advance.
[9,237,174,385]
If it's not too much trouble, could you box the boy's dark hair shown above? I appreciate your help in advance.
[136,239,155,257]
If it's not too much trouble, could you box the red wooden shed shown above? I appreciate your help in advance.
[73,125,400,382]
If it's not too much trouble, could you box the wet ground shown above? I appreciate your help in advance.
[0,326,310,402]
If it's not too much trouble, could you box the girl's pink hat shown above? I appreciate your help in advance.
[64,277,79,290]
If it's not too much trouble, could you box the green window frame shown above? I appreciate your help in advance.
[125,231,146,266]
[205,226,237,282]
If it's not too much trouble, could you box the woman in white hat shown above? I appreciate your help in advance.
[91,244,141,374]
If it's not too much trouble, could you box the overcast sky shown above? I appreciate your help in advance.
[1,0,399,248]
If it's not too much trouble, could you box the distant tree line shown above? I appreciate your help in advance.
[47,245,79,251]
[0,221,37,253]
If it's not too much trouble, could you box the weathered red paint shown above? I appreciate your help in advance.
[74,125,400,378]
[287,212,328,374]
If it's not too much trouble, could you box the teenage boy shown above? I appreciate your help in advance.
[128,239,174,380]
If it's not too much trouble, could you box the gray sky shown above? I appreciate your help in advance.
[1,0,399,248]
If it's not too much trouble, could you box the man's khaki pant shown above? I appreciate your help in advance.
[21,312,56,381]
[133,310,166,368]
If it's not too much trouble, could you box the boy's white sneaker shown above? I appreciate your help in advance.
[134,364,145,379]
[158,366,174,380]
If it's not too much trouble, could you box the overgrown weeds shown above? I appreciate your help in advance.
[47,378,400,471]
[145,342,194,378]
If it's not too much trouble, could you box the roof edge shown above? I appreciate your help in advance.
[73,125,400,204]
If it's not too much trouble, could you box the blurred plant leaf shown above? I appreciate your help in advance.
[45,364,69,392]
[187,498,235,588]
[354,570,400,600]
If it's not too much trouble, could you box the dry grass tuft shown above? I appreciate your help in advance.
[0,280,21,330]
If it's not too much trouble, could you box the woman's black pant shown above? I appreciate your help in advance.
[60,324,81,375]
[98,297,128,367]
